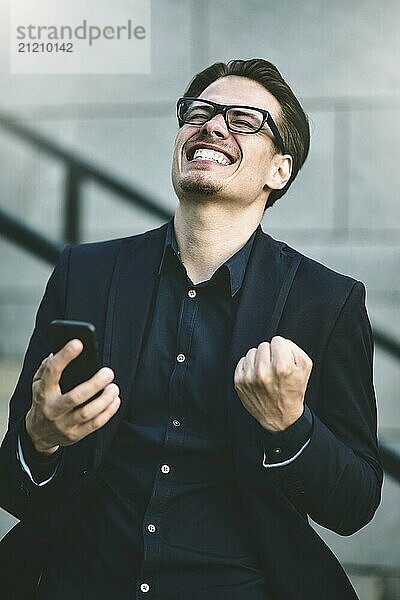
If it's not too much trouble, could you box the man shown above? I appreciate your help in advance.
[0,59,382,599]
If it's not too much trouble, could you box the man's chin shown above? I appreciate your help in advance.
[178,176,223,197]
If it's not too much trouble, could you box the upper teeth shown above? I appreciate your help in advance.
[192,148,230,165]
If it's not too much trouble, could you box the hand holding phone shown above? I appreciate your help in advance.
[25,320,121,455]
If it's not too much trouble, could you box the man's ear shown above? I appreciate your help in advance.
[264,154,293,191]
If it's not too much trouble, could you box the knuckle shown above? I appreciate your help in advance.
[33,384,46,403]
[90,417,102,431]
[42,354,52,366]
[41,403,55,421]
[43,356,56,373]
[64,428,77,442]
[69,389,84,406]
[63,392,78,410]
[40,361,51,378]
[254,368,266,385]
[243,372,254,386]
[52,418,65,433]
[79,406,91,421]
[234,376,242,390]
[274,363,291,377]
[263,375,272,387]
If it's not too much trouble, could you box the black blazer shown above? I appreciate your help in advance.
[0,222,382,599]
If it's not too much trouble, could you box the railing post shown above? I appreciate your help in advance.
[64,164,82,244]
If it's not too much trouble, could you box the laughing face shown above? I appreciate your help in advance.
[171,75,287,210]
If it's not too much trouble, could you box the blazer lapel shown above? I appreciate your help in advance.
[95,223,169,464]
[227,229,302,469]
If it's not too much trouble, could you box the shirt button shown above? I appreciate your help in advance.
[140,583,150,593]
[273,447,282,456]
[172,419,181,427]
[161,464,170,474]
[147,523,156,533]
[176,353,185,363]
[188,289,196,298]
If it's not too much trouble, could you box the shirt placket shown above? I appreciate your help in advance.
[136,282,199,598]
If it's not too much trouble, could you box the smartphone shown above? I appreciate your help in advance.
[48,319,102,401]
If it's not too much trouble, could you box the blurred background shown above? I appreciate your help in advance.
[0,1,399,598]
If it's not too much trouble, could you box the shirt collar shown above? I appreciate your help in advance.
[158,218,258,297]
[158,218,180,273]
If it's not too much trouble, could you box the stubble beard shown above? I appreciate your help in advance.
[178,173,224,197]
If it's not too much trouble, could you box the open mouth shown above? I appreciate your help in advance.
[186,145,235,166]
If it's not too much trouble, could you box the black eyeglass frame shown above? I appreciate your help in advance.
[177,96,286,154]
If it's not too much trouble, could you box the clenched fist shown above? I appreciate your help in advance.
[234,336,313,433]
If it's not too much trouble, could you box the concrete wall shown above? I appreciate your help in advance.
[1,0,399,596]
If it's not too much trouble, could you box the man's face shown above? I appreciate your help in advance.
[171,75,284,209]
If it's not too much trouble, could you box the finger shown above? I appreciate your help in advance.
[235,348,258,391]
[60,367,115,413]
[289,341,313,370]
[78,394,121,437]
[234,356,245,387]
[68,383,120,425]
[41,340,84,389]
[33,353,53,382]
[244,347,257,371]
[274,337,313,371]
[255,341,271,370]
[270,336,295,375]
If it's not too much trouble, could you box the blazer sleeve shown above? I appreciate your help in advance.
[266,281,383,535]
[0,246,71,520]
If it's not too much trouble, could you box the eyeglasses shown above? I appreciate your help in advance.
[177,97,285,153]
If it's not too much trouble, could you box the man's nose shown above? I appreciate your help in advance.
[200,114,230,139]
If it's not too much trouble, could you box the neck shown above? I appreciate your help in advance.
[173,201,263,284]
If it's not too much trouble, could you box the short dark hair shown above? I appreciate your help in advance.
[183,59,310,209]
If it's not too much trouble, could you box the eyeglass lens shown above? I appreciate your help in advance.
[180,100,264,133]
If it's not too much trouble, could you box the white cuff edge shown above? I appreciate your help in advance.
[262,438,311,468]
[17,434,58,486]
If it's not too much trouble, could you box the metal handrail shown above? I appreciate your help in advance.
[0,207,62,264]
[343,561,400,578]
[0,108,171,244]
[380,443,400,482]
[373,329,400,361]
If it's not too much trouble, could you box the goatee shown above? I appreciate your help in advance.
[179,175,223,196]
